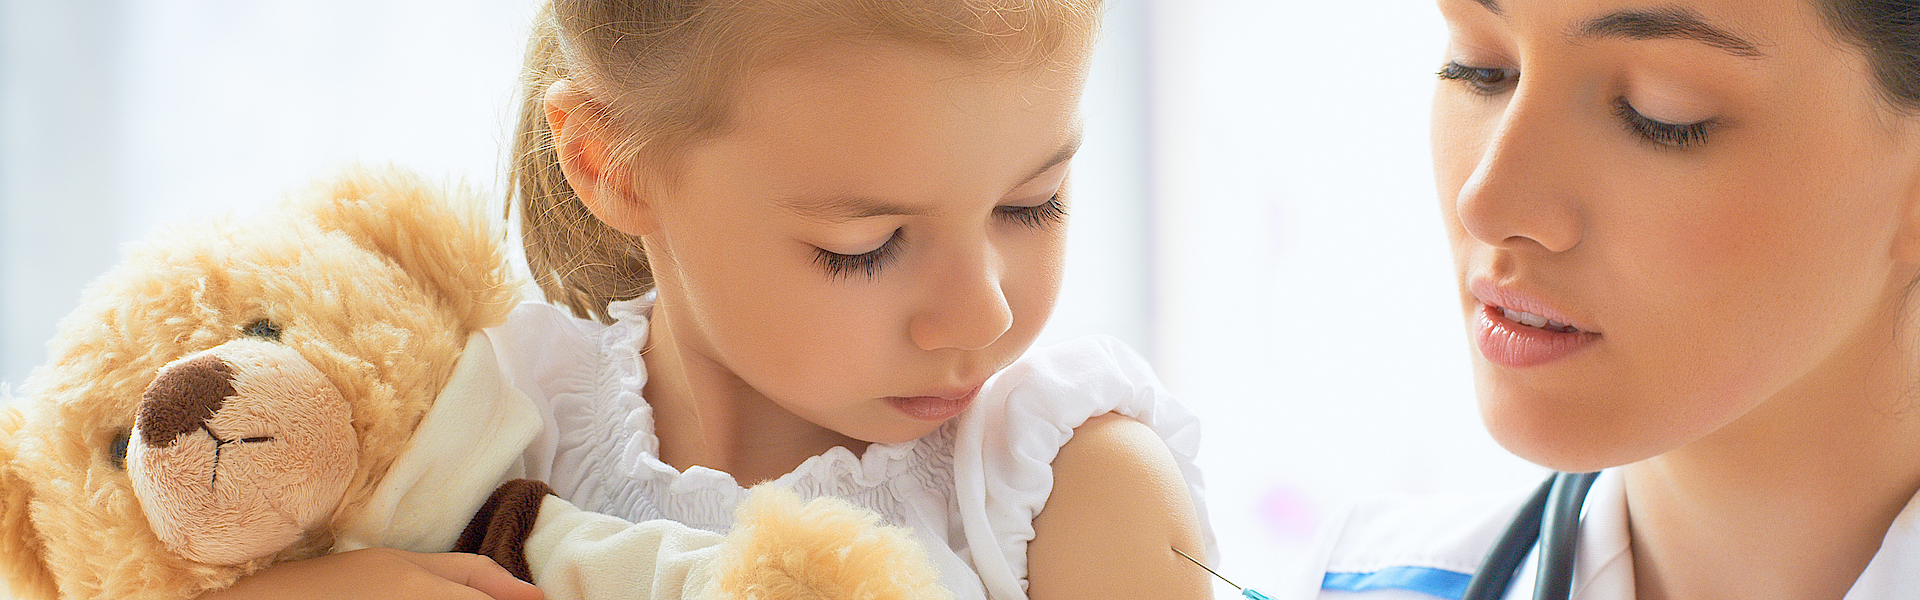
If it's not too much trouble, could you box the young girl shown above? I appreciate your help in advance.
[1304,0,1920,598]
[209,1,1213,599]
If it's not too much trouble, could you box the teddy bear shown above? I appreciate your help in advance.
[0,166,951,600]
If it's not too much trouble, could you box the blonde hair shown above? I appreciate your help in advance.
[510,0,1103,323]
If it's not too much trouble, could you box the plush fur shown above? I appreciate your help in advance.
[0,166,517,600]
[714,487,955,600]
[0,165,953,600]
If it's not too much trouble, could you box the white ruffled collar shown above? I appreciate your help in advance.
[600,297,941,494]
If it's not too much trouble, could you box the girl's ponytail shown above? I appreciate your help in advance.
[509,3,653,324]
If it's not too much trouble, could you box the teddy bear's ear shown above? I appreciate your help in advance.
[0,406,58,600]
[293,165,522,332]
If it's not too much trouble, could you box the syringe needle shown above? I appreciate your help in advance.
[1172,546,1273,600]
[1171,546,1241,590]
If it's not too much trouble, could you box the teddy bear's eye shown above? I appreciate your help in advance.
[242,319,282,341]
[110,429,130,470]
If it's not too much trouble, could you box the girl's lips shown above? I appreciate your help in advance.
[886,385,980,421]
[1475,303,1601,368]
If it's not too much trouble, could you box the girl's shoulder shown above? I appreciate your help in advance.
[488,300,617,360]
[484,299,642,405]
[953,335,1215,598]
[970,335,1188,428]
[481,300,643,491]
[961,335,1202,475]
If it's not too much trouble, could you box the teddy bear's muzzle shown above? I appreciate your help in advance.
[128,338,359,566]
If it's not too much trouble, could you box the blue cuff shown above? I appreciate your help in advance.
[1323,567,1472,600]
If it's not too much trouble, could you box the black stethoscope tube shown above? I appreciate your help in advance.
[1461,471,1602,600]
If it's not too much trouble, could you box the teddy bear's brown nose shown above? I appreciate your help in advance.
[129,338,360,566]
[138,354,236,449]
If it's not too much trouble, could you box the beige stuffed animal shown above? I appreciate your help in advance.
[0,167,519,599]
[0,167,951,600]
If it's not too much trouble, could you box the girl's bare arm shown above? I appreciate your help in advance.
[201,548,543,600]
[1027,412,1213,600]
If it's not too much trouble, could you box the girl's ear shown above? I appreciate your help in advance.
[545,79,660,237]
[0,407,57,600]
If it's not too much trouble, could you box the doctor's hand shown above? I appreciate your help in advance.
[199,548,545,600]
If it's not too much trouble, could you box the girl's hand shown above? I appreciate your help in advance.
[200,548,544,600]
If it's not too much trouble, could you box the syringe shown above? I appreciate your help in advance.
[1172,546,1272,600]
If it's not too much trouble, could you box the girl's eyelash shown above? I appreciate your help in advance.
[1614,99,1714,149]
[815,230,902,281]
[1437,61,1516,96]
[996,194,1068,228]
[814,196,1063,281]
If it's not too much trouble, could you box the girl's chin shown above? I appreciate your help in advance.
[842,419,948,446]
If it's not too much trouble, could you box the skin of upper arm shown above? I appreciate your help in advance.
[1026,412,1212,600]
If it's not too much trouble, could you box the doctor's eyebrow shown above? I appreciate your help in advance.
[1575,7,1765,58]
[1466,1,1766,59]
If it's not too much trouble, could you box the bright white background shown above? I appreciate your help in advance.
[0,1,1543,598]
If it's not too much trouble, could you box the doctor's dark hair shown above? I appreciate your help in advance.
[1820,0,1920,110]
[510,0,1103,324]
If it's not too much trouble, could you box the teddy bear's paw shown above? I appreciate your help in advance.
[128,338,359,565]
[714,486,954,600]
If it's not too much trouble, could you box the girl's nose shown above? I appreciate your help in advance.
[909,249,1014,352]
[1449,88,1587,254]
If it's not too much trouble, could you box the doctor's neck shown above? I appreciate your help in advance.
[1619,330,1920,600]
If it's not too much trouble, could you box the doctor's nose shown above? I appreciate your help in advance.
[1449,91,1587,254]
[909,253,1014,352]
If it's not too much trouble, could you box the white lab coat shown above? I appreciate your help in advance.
[1289,470,1920,599]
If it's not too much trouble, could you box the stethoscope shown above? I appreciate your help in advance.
[1174,470,1600,600]
[1461,471,1602,600]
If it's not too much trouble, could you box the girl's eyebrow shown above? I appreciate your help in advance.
[1017,135,1084,188]
[1464,1,1766,60]
[777,137,1083,224]
[780,194,932,224]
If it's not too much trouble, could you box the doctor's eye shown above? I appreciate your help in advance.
[1614,98,1715,149]
[1438,61,1517,96]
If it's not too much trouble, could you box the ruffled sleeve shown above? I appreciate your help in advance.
[484,301,613,495]
[951,335,1215,600]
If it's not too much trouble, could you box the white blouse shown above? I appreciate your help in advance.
[482,299,1217,600]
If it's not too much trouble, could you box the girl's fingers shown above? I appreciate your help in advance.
[398,552,545,600]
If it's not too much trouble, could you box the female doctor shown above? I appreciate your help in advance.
[1300,0,1920,598]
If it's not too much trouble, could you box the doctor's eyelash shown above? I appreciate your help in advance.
[1614,99,1715,148]
[1437,61,1516,96]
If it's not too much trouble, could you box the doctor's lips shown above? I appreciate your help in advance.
[1496,307,1582,334]
[1470,281,1601,368]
